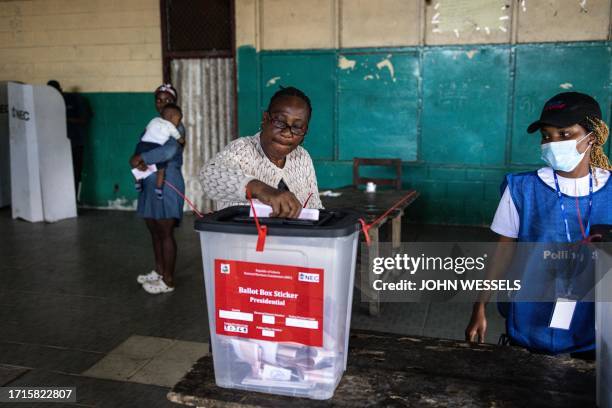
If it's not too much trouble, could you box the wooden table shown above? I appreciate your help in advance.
[167,329,595,407]
[321,187,420,316]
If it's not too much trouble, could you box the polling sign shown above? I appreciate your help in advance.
[215,259,324,347]
[7,82,76,222]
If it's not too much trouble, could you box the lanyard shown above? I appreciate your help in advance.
[553,169,593,243]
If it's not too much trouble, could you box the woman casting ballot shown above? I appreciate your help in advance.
[200,86,323,217]
[465,92,612,354]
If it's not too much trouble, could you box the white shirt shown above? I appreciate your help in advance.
[141,117,181,145]
[490,167,610,238]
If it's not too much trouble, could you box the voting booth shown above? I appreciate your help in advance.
[595,226,612,408]
[196,206,360,400]
[6,82,76,222]
[598,297,612,408]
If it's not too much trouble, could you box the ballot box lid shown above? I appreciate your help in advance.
[194,206,360,238]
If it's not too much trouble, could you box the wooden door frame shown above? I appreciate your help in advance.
[159,0,238,139]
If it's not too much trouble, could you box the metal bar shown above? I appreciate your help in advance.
[367,227,380,316]
[166,50,233,59]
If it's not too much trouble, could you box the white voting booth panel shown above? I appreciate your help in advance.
[8,82,76,222]
[0,82,9,208]
[597,250,612,408]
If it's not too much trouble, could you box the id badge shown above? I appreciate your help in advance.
[549,297,577,330]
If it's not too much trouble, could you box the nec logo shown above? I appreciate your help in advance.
[224,322,248,334]
[298,272,320,283]
[11,107,30,121]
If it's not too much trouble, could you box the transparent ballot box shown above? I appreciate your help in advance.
[195,206,360,399]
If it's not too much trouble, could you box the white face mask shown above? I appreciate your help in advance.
[540,133,592,172]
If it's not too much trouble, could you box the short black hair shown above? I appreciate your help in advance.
[47,80,61,91]
[267,86,312,118]
[161,103,182,117]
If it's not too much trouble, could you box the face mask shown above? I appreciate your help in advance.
[540,133,591,172]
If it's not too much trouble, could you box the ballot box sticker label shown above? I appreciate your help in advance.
[215,259,324,347]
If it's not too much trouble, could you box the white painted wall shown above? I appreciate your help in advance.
[235,0,611,49]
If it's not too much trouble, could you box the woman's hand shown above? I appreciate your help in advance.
[465,236,515,344]
[247,180,302,219]
[129,154,147,171]
[465,302,487,343]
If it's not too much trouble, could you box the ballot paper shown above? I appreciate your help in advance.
[226,337,340,388]
[307,349,336,368]
[131,164,157,180]
[300,367,336,384]
[250,340,279,365]
[319,190,342,197]
[261,364,293,381]
[230,339,262,376]
[249,200,319,221]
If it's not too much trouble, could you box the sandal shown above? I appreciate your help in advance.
[137,270,161,284]
[142,279,175,294]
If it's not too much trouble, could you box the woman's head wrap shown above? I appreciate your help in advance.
[154,83,178,101]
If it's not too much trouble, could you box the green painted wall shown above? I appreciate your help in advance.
[237,42,611,226]
[338,51,419,161]
[80,92,157,208]
[77,42,610,225]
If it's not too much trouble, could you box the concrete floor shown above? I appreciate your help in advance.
[0,207,504,407]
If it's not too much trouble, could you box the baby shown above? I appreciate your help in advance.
[133,103,184,199]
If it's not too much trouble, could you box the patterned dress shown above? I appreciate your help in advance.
[199,133,323,210]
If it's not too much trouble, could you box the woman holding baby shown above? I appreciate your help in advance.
[130,83,186,295]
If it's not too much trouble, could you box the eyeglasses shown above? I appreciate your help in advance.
[267,115,307,137]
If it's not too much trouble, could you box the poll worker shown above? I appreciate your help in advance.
[200,86,323,217]
[465,92,612,354]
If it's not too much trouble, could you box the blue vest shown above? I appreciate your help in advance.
[499,170,612,354]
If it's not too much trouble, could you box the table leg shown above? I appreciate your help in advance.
[367,227,380,316]
[392,211,403,250]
